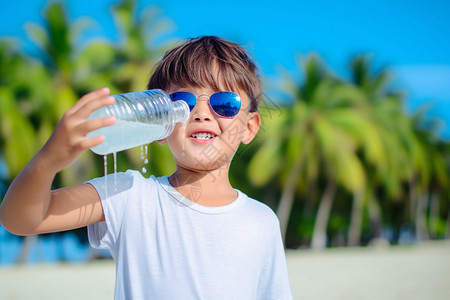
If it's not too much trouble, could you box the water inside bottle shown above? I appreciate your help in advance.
[88,120,165,155]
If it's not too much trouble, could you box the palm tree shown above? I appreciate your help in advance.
[409,111,449,240]
[0,41,38,176]
[110,0,176,92]
[347,56,426,245]
[249,54,368,248]
[343,56,403,245]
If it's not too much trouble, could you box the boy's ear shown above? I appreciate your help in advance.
[157,139,167,145]
[241,112,261,144]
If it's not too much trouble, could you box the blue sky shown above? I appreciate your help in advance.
[1,0,450,138]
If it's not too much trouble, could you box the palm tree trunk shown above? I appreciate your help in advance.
[428,193,439,239]
[277,182,296,245]
[445,208,450,239]
[311,179,336,249]
[276,155,304,244]
[17,235,37,264]
[367,194,383,240]
[416,193,430,241]
[277,166,302,243]
[348,189,364,247]
[264,179,279,212]
[409,178,418,240]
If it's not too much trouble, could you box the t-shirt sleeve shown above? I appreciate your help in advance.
[87,170,137,252]
[257,218,293,300]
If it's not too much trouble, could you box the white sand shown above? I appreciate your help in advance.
[1,240,449,299]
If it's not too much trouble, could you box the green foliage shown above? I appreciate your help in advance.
[248,53,450,248]
[0,88,36,175]
[0,0,448,249]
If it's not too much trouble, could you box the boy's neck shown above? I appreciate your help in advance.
[168,167,237,207]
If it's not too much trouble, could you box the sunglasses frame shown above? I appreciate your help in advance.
[169,91,242,118]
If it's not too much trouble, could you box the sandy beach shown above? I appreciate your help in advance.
[1,240,449,299]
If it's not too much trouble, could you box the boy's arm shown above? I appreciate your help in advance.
[0,88,116,236]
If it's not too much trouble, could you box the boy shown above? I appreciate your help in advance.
[0,36,292,299]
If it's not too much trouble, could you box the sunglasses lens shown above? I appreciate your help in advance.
[210,92,241,118]
[169,92,196,111]
[170,91,241,118]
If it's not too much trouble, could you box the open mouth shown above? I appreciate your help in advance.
[191,132,216,140]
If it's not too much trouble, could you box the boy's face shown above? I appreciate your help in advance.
[159,86,260,173]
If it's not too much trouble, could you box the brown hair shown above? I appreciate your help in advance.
[147,36,262,112]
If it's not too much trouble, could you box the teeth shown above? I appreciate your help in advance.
[191,132,215,139]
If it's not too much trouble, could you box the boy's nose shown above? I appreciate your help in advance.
[191,96,213,121]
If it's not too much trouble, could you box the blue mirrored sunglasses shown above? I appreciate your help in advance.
[169,91,241,118]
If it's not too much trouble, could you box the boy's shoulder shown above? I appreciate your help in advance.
[239,191,280,226]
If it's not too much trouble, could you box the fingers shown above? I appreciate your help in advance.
[39,89,118,171]
[52,89,116,150]
[77,116,116,151]
[79,134,106,150]
[70,88,111,111]
[65,89,117,145]
[79,95,116,120]
[83,116,116,134]
[68,88,115,119]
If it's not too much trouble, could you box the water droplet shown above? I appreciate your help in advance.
[103,155,108,175]
[144,158,148,164]
[103,155,108,199]
[113,152,117,191]
[140,145,145,160]
[113,152,117,173]
[142,167,147,173]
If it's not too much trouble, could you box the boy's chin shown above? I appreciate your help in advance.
[175,159,231,174]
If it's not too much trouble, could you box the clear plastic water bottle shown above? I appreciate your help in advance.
[87,89,189,155]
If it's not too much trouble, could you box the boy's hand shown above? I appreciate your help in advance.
[40,88,116,173]
[0,88,114,235]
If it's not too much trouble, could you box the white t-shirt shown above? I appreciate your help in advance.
[87,170,292,299]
